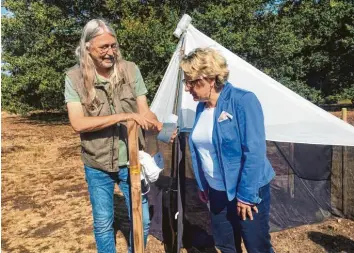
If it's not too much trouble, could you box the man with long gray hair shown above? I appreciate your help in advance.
[64,19,163,253]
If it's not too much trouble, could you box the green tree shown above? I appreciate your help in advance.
[255,0,354,101]
[2,0,353,114]
[1,0,180,113]
[2,1,79,113]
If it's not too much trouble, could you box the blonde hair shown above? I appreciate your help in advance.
[75,19,124,107]
[180,47,229,91]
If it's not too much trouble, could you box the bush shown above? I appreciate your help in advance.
[341,87,354,105]
[323,95,340,105]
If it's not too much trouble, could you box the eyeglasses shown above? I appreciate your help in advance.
[98,43,118,54]
[181,78,202,88]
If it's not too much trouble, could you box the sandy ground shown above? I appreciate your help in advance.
[1,111,354,253]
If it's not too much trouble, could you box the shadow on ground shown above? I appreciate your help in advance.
[307,231,354,253]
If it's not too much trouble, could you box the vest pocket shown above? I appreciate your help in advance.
[84,101,104,116]
[119,82,135,99]
[117,83,137,113]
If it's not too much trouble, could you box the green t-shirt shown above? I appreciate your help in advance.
[64,65,148,166]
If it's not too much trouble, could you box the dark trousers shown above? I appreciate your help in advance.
[208,184,274,253]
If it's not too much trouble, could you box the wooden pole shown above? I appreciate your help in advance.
[342,108,348,122]
[342,108,348,216]
[127,121,144,253]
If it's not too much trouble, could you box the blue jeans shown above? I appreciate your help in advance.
[208,184,274,253]
[85,166,150,253]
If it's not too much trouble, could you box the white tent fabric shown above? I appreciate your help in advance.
[150,39,183,123]
[151,24,354,146]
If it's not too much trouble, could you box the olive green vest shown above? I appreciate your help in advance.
[66,60,145,172]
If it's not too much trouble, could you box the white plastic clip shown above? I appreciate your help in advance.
[173,14,192,38]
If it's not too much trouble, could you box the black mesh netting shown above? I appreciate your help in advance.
[143,132,353,252]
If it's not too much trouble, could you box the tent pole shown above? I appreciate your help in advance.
[341,108,348,216]
[163,32,187,253]
[173,32,187,253]
[173,33,186,116]
[288,143,295,198]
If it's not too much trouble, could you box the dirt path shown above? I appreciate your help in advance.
[1,112,164,253]
[1,111,354,253]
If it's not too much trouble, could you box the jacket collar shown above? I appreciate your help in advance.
[219,82,232,102]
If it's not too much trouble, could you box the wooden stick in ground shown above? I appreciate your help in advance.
[127,120,144,253]
[342,108,348,216]
[342,108,348,122]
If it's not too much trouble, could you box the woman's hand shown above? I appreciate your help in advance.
[169,129,178,143]
[198,190,209,203]
[237,201,258,221]
[154,123,178,143]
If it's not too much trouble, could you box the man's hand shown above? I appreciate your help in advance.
[135,95,177,142]
[237,201,258,221]
[125,113,153,130]
[136,95,165,131]
[155,121,163,132]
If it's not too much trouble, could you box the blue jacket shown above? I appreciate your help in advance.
[189,82,275,204]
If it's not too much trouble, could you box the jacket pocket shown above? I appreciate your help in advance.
[218,119,242,159]
[218,119,236,142]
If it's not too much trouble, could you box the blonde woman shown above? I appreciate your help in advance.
[64,19,162,253]
[181,48,275,253]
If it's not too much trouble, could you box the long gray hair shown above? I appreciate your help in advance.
[75,19,123,107]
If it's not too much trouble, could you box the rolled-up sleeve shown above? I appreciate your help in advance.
[64,76,80,103]
[134,65,148,97]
